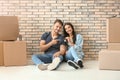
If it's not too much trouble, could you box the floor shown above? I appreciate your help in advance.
[0,60,120,80]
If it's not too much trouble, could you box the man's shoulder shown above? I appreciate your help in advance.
[43,32,50,35]
[42,32,50,36]
[41,32,51,40]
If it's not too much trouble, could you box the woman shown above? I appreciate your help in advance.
[63,22,84,69]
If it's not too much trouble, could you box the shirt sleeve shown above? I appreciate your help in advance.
[74,34,84,51]
[41,32,50,40]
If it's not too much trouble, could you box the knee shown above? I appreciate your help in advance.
[32,54,38,60]
[71,46,74,49]
[59,56,63,61]
[69,46,75,51]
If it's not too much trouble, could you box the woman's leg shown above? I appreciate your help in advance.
[65,47,84,68]
[66,47,80,62]
[65,48,80,69]
[69,47,84,68]
[65,48,74,61]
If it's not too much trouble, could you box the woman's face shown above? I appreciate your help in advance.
[64,25,73,35]
[53,22,62,33]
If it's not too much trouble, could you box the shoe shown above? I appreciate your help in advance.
[67,60,79,69]
[47,57,61,71]
[77,60,84,68]
[38,64,48,70]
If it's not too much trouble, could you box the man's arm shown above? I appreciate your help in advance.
[40,39,59,52]
[53,44,66,57]
[40,40,52,52]
[59,44,66,55]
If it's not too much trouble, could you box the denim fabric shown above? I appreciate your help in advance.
[65,34,84,63]
[65,46,84,62]
[32,52,63,65]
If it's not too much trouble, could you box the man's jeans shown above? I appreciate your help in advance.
[32,52,63,65]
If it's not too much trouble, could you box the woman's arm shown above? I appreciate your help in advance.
[74,34,84,50]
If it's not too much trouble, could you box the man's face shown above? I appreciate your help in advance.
[53,22,62,33]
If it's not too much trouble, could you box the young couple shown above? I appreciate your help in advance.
[32,19,84,71]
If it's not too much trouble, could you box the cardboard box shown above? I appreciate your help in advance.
[3,41,27,66]
[99,50,120,70]
[108,43,120,50]
[0,16,19,41]
[0,41,4,66]
[107,18,120,42]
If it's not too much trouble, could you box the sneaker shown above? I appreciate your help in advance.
[47,57,60,71]
[77,60,84,68]
[38,64,48,71]
[67,60,79,69]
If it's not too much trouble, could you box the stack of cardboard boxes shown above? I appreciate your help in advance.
[0,16,27,66]
[99,18,120,70]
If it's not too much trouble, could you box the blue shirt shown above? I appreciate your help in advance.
[40,32,65,54]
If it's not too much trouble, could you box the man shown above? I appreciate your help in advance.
[32,19,66,71]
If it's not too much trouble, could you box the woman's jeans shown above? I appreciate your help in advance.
[32,52,63,65]
[65,47,84,63]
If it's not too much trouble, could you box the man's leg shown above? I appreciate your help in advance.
[32,54,52,64]
[47,55,63,70]
[32,54,52,70]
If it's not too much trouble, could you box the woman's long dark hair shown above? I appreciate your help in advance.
[63,22,76,44]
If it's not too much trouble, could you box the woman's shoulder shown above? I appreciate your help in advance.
[76,34,82,38]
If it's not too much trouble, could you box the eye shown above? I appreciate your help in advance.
[55,26,59,28]
[59,26,62,29]
[57,26,61,29]
[65,27,67,30]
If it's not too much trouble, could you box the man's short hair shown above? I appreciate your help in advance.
[54,19,63,26]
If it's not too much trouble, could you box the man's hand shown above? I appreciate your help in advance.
[53,52,61,58]
[50,39,59,45]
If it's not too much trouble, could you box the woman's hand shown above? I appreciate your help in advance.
[65,37,70,42]
[65,37,74,46]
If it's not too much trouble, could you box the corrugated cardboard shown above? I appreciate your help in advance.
[3,41,27,66]
[0,41,4,66]
[99,50,120,70]
[107,18,120,42]
[108,43,120,50]
[0,16,19,41]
